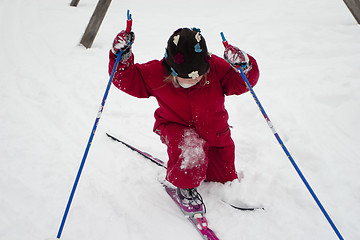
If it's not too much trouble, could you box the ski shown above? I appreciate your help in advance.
[222,200,264,211]
[106,133,166,168]
[106,132,219,239]
[106,133,264,211]
[163,183,219,240]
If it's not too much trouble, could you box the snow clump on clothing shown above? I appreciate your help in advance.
[179,128,206,170]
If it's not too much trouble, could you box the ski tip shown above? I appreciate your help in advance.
[222,200,265,211]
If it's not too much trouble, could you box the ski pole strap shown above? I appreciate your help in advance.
[220,32,344,240]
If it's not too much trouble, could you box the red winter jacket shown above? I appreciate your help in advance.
[108,52,259,146]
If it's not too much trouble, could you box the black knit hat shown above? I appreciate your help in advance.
[164,28,210,79]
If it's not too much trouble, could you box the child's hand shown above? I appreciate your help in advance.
[224,44,249,72]
[112,30,135,61]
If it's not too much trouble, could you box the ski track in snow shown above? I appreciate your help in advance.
[1,0,360,239]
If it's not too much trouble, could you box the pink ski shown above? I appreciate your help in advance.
[164,184,220,240]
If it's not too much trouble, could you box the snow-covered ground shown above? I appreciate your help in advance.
[1,0,359,239]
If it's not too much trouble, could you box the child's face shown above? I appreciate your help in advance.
[176,75,203,85]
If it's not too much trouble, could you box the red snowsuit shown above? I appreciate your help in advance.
[109,51,259,189]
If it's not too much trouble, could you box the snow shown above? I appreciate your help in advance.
[180,128,206,170]
[1,0,360,239]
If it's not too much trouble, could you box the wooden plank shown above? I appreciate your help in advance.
[343,0,360,24]
[80,0,112,48]
[70,0,80,7]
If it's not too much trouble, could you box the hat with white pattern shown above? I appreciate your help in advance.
[164,28,210,79]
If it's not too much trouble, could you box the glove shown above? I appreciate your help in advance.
[224,44,250,72]
[112,30,135,62]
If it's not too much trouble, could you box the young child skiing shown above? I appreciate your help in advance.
[109,27,259,212]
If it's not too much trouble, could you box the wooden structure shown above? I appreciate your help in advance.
[70,0,80,7]
[79,0,112,48]
[343,0,360,24]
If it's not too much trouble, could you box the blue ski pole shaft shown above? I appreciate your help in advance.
[56,50,123,239]
[220,32,344,240]
[56,10,133,239]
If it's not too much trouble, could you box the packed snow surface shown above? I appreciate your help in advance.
[1,0,359,239]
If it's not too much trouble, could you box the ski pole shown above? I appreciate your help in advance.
[56,10,133,239]
[220,32,344,240]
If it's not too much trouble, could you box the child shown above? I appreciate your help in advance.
[109,27,259,212]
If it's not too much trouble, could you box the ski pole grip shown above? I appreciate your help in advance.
[220,32,229,48]
[126,10,132,34]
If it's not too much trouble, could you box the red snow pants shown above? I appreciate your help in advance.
[157,123,238,189]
